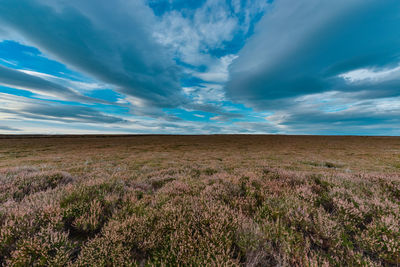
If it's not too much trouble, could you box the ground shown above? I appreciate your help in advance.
[0,135,399,266]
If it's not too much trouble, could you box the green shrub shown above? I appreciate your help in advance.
[60,181,123,238]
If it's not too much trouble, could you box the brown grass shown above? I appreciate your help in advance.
[0,135,399,266]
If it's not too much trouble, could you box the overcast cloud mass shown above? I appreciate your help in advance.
[0,0,399,134]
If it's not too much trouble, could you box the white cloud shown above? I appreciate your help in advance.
[339,65,400,84]
[193,54,238,83]
[19,69,109,93]
[193,114,205,118]
[154,0,238,66]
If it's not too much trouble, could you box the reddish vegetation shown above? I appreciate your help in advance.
[0,135,399,266]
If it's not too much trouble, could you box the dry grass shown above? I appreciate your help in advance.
[0,135,399,266]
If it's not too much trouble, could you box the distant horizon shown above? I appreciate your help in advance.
[1,134,399,138]
[0,0,399,135]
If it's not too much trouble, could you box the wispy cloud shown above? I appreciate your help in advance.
[0,93,126,124]
[0,65,112,104]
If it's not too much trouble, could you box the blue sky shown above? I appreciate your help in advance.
[0,0,399,135]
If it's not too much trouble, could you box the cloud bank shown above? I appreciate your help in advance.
[227,0,400,107]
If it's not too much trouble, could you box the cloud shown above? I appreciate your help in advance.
[193,55,238,84]
[226,0,400,109]
[154,0,237,65]
[185,102,244,121]
[0,0,184,109]
[154,0,268,68]
[0,64,111,103]
[1,0,399,135]
[154,0,268,105]
[263,92,400,135]
[0,93,126,124]
[0,0,267,126]
[21,105,126,124]
[0,125,20,131]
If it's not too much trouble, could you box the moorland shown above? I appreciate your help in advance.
[0,135,399,266]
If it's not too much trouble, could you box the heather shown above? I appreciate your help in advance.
[0,135,399,266]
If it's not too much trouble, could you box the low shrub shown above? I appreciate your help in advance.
[60,181,124,238]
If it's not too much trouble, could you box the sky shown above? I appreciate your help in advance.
[0,0,399,135]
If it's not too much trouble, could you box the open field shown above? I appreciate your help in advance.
[0,135,399,266]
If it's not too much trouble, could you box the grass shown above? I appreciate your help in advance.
[0,135,399,266]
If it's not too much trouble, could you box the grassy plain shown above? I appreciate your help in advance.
[0,135,399,266]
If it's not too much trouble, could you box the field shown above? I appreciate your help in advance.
[0,135,399,266]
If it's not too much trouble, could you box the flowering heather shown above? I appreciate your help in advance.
[0,135,399,266]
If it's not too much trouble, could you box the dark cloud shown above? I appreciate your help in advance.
[281,110,400,127]
[226,0,400,109]
[0,103,125,124]
[0,0,184,109]
[0,125,20,131]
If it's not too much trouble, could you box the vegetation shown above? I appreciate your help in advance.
[0,135,399,266]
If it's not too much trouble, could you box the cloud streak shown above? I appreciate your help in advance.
[0,125,20,132]
[0,93,126,124]
[0,65,112,104]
